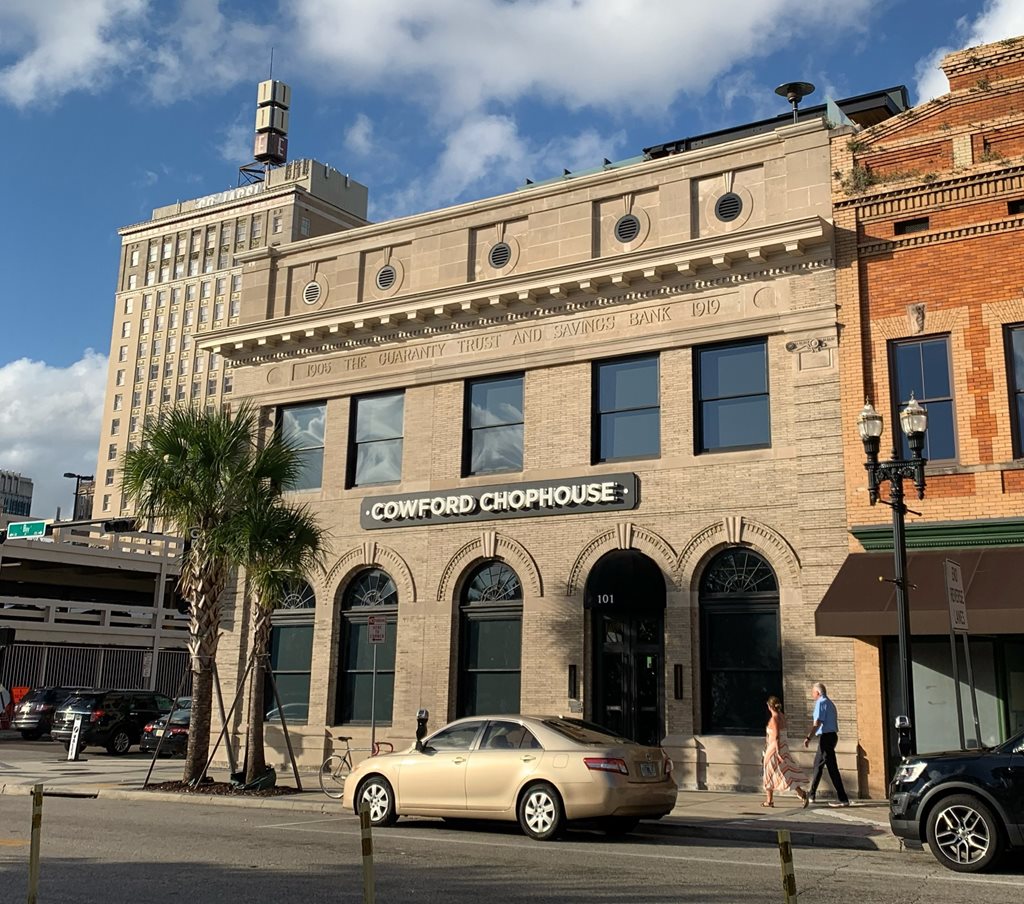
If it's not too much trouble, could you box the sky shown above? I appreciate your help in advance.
[2,0,1023,520]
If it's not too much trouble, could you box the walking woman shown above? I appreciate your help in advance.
[762,696,809,808]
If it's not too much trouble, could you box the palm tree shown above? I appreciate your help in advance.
[229,493,326,785]
[120,401,303,783]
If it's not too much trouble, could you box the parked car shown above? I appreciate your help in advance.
[889,727,1024,872]
[341,715,677,840]
[140,697,192,757]
[51,690,174,755]
[11,686,88,740]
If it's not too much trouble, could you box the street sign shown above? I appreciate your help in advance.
[6,520,48,540]
[141,651,153,679]
[944,559,968,634]
[368,615,386,645]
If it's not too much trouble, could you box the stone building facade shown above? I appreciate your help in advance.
[201,99,907,792]
[822,38,1024,797]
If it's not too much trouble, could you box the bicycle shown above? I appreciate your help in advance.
[318,734,395,800]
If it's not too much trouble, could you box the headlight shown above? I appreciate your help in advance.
[894,761,927,784]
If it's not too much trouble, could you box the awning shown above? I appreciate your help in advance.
[816,548,1024,637]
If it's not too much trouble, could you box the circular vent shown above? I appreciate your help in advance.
[376,264,397,291]
[302,281,321,306]
[715,192,743,223]
[488,241,512,269]
[614,213,641,244]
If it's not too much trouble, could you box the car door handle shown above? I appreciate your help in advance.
[521,755,536,762]
[453,756,466,764]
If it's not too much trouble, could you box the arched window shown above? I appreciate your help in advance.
[266,579,315,725]
[699,548,782,735]
[335,569,398,725]
[457,562,522,717]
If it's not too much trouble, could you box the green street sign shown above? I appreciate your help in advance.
[7,520,48,539]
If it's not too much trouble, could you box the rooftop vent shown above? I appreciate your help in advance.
[614,214,641,244]
[302,281,321,305]
[376,264,397,291]
[715,193,743,223]
[488,242,512,269]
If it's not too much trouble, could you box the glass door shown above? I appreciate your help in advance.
[594,610,663,745]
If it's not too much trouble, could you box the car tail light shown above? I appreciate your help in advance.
[143,723,154,733]
[664,756,674,776]
[584,757,629,775]
[90,709,105,723]
[169,727,188,736]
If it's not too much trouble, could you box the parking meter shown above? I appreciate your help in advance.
[415,709,429,751]
[895,715,913,759]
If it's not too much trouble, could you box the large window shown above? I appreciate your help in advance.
[696,339,770,452]
[890,336,955,461]
[699,548,781,735]
[349,392,404,486]
[594,355,660,462]
[458,562,523,717]
[280,402,326,491]
[1006,326,1024,458]
[336,569,398,725]
[265,580,316,725]
[465,374,524,475]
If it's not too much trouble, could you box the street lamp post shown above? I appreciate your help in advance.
[857,395,928,758]
[62,472,94,521]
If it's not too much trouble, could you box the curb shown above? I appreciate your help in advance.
[639,820,905,852]
[98,788,344,815]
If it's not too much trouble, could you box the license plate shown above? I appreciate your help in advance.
[640,762,657,777]
[154,729,164,737]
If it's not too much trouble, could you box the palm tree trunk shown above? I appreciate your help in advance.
[245,603,273,784]
[181,555,225,784]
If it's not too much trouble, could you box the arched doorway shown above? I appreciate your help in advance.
[586,550,665,744]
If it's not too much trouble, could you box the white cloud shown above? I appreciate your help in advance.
[914,0,1024,101]
[0,0,146,108]
[0,352,107,520]
[216,104,254,164]
[345,113,376,156]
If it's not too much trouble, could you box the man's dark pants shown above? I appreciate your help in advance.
[808,731,849,803]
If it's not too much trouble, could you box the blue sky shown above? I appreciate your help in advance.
[1,0,1023,518]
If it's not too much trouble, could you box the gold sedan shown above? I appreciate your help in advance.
[340,715,677,840]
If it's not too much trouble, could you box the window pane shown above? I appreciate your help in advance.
[471,424,523,473]
[355,438,403,484]
[346,621,397,670]
[894,343,924,401]
[699,342,767,399]
[270,625,314,672]
[293,448,324,491]
[705,669,783,734]
[921,339,951,398]
[429,723,484,749]
[282,403,326,450]
[598,357,658,411]
[705,610,780,670]
[264,674,310,724]
[465,618,521,670]
[470,376,523,428]
[1017,395,1024,443]
[923,399,956,461]
[461,673,521,717]
[600,409,660,459]
[701,396,770,450]
[344,672,395,722]
[1012,329,1024,393]
[356,393,404,442]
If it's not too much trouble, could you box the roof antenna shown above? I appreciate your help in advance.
[774,81,815,123]
[269,46,275,79]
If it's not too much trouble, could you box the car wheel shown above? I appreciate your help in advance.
[602,816,640,836]
[21,730,42,741]
[925,793,1003,873]
[357,776,398,827]
[518,782,565,841]
[106,727,133,756]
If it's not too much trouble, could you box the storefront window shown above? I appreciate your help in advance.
[265,580,316,725]
[336,569,398,724]
[350,392,404,486]
[280,402,326,491]
[458,562,522,717]
[699,548,781,735]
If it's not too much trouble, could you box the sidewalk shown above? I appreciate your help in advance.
[0,732,902,852]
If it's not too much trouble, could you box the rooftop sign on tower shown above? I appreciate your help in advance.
[254,79,290,167]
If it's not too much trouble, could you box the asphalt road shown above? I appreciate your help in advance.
[1,795,1022,904]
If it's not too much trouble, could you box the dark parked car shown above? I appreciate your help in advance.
[140,697,192,757]
[889,728,1024,872]
[11,686,88,740]
[51,690,174,755]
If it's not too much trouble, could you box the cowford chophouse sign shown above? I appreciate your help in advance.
[360,473,639,529]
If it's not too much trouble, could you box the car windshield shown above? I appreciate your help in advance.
[21,688,47,703]
[541,718,634,746]
[166,708,191,724]
[61,694,103,711]
[174,698,192,710]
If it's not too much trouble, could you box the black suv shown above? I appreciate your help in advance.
[51,690,174,755]
[11,686,87,739]
[889,728,1024,872]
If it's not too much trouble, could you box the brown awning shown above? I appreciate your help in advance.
[816,548,1024,637]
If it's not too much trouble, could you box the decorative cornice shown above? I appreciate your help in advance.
[858,214,1024,258]
[851,518,1024,551]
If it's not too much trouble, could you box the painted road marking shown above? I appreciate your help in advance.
[0,838,28,846]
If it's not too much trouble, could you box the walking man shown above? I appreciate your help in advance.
[803,682,850,807]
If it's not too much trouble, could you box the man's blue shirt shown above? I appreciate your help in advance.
[813,696,839,734]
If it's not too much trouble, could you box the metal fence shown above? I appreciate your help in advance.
[0,643,191,699]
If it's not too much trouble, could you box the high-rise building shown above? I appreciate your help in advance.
[93,159,369,517]
[0,470,33,522]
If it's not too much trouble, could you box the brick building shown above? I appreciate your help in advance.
[820,38,1024,797]
[200,91,907,792]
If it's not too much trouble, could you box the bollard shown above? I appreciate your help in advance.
[776,829,797,903]
[359,801,376,904]
[27,783,42,904]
